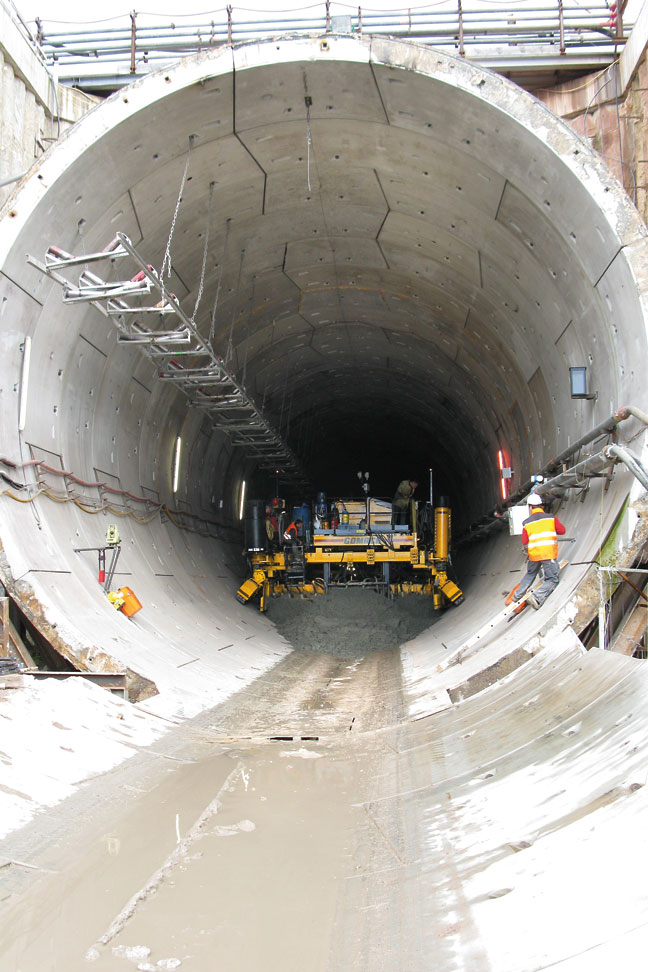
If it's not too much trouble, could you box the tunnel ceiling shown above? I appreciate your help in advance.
[2,35,646,521]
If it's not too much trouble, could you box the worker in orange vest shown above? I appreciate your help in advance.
[283,518,303,543]
[283,518,303,565]
[513,493,566,609]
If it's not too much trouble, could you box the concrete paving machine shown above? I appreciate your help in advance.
[236,494,464,612]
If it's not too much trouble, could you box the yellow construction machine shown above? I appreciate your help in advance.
[236,494,463,612]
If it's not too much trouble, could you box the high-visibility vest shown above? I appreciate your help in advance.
[524,513,559,562]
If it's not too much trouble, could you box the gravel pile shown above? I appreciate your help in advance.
[268,587,438,657]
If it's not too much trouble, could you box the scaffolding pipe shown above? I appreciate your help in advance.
[459,407,646,543]
[605,443,648,492]
[0,171,28,188]
[130,11,136,74]
[538,449,614,496]
[538,443,648,498]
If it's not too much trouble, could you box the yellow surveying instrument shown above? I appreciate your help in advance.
[105,524,120,546]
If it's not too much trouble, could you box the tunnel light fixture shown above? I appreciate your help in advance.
[18,336,32,432]
[570,366,596,400]
[172,436,182,493]
[239,479,246,520]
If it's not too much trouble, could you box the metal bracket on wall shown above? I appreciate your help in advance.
[73,544,122,592]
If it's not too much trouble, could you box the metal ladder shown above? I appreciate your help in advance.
[27,234,307,483]
[284,546,306,589]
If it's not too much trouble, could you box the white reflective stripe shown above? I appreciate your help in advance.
[528,531,556,544]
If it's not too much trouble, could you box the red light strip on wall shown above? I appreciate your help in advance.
[498,449,508,500]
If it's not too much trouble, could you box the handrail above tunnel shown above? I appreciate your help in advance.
[34,3,631,93]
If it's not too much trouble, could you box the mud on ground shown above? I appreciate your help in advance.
[267,587,438,657]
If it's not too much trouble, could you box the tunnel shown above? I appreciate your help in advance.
[2,33,648,969]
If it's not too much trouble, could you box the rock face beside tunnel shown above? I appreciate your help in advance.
[0,34,647,700]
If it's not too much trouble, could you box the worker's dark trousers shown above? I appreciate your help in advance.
[515,558,560,605]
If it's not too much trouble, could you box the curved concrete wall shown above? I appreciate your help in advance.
[1,35,647,701]
[1,35,648,704]
[2,33,648,968]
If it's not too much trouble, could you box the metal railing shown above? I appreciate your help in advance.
[457,406,647,545]
[30,2,629,88]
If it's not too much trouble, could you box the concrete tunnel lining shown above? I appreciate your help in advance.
[1,35,648,697]
[2,31,648,969]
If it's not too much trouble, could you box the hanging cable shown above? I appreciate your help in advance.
[225,247,245,366]
[160,135,194,306]
[305,94,313,192]
[301,72,343,324]
[209,217,231,347]
[241,274,256,390]
[278,364,289,432]
[191,180,215,323]
[261,369,269,412]
[285,386,295,438]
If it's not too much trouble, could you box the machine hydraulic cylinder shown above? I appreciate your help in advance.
[434,499,451,564]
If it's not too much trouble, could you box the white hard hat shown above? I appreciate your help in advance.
[527,493,543,506]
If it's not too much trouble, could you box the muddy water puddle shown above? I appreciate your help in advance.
[0,649,399,972]
[91,749,357,971]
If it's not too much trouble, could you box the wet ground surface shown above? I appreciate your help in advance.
[0,625,414,972]
[2,630,648,971]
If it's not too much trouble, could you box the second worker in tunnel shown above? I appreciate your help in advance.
[392,479,418,528]
[283,517,304,565]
